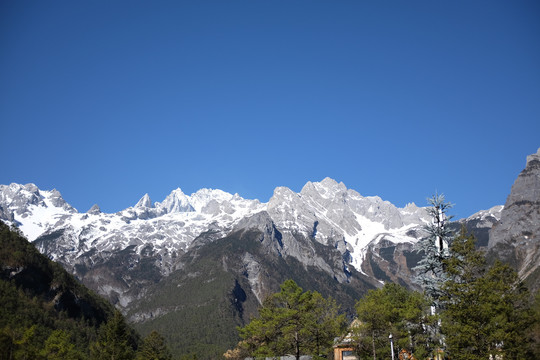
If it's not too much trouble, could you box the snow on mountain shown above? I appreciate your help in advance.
[266,177,431,271]
[135,194,153,209]
[0,183,76,240]
[466,205,504,226]
[1,178,437,276]
[156,188,194,213]
[87,204,102,215]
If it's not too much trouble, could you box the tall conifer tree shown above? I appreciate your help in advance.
[412,193,454,358]
[413,193,454,309]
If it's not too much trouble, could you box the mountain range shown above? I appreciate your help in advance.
[1,148,538,358]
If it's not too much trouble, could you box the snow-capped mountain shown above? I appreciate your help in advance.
[273,180,432,260]
[0,182,263,274]
[0,178,431,277]
[4,149,540,358]
[0,175,518,357]
[0,177,507,306]
[0,179,434,303]
[0,183,76,240]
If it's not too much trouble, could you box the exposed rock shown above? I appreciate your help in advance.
[49,189,74,211]
[489,148,540,291]
[453,205,503,247]
[0,204,14,222]
[87,204,101,215]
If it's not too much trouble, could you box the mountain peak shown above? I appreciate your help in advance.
[301,177,347,199]
[403,202,419,211]
[525,147,540,168]
[320,176,342,187]
[158,188,194,213]
[135,193,153,208]
[87,204,101,214]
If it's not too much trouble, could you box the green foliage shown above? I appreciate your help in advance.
[90,311,137,360]
[440,232,535,360]
[531,290,540,354]
[305,291,346,359]
[351,228,539,360]
[136,330,172,360]
[130,251,245,360]
[12,325,42,360]
[234,280,346,360]
[39,330,85,360]
[353,283,433,360]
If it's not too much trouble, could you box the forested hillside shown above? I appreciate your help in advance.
[0,222,160,359]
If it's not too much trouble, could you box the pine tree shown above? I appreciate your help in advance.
[302,291,345,359]
[90,311,136,360]
[136,331,172,360]
[411,193,454,358]
[413,193,454,308]
[39,330,85,360]
[353,283,433,360]
[233,280,345,360]
[440,232,535,360]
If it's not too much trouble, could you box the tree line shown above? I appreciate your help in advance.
[1,311,172,360]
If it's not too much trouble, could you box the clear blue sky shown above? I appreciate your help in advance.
[1,1,539,219]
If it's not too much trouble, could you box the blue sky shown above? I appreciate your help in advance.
[1,1,539,219]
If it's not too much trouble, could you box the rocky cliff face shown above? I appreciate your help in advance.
[489,148,540,291]
[453,205,504,247]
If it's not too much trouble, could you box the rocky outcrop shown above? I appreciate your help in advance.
[453,205,503,247]
[87,204,102,215]
[489,148,540,291]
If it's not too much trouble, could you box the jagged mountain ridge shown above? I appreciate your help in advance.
[0,178,504,304]
[0,178,432,274]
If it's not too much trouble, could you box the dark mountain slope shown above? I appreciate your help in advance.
[0,221,117,356]
[126,222,376,359]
